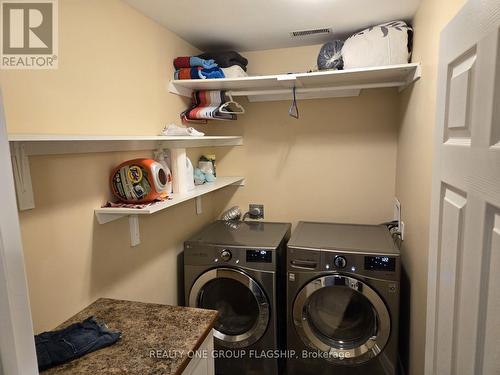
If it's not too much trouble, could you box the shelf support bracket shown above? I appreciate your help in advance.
[399,63,422,92]
[129,215,140,247]
[168,81,192,97]
[95,213,125,224]
[170,148,188,194]
[10,142,35,211]
[195,196,203,215]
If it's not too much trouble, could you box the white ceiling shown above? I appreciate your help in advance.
[123,0,422,51]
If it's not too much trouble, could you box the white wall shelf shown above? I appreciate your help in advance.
[8,134,244,247]
[8,134,243,211]
[96,177,245,247]
[8,134,243,155]
[96,176,244,222]
[169,63,421,102]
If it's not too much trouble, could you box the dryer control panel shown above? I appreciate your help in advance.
[288,247,400,281]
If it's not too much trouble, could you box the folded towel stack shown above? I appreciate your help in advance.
[181,90,237,123]
[173,51,248,80]
[174,56,218,70]
[173,56,225,80]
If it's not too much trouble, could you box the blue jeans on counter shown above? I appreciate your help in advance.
[35,316,121,371]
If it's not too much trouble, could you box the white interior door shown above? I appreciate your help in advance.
[0,90,38,374]
[425,1,500,375]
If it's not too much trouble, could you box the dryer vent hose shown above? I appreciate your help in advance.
[221,206,242,221]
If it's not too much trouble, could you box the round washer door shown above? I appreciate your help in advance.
[189,267,270,348]
[293,274,390,364]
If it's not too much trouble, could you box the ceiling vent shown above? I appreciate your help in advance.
[290,28,332,38]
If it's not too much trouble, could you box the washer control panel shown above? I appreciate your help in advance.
[184,244,276,271]
[364,256,396,272]
[246,249,273,263]
[220,249,232,262]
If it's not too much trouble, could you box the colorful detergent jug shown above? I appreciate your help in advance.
[110,159,170,203]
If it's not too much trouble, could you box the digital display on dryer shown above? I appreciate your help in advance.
[364,256,396,271]
[246,250,272,263]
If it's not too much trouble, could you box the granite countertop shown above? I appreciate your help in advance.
[43,298,218,375]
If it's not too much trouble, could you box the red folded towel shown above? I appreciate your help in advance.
[176,67,201,80]
[173,56,191,69]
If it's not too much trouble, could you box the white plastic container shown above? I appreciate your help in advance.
[154,150,173,194]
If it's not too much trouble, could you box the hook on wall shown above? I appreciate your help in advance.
[288,87,299,119]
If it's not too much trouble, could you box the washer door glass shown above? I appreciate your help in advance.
[199,277,259,336]
[306,286,376,349]
[189,268,270,348]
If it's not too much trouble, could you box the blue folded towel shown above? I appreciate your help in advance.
[199,67,225,79]
[174,67,225,80]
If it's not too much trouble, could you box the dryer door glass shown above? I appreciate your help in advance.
[293,275,391,364]
[306,286,376,348]
[189,268,270,348]
[199,277,259,336]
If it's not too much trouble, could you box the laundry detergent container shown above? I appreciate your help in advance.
[110,158,169,203]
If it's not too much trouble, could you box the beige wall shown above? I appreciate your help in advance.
[0,0,235,333]
[202,44,400,233]
[2,8,402,334]
[244,44,322,75]
[396,0,465,374]
[0,5,463,370]
[1,0,191,135]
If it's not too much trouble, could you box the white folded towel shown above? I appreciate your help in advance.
[221,65,248,78]
[160,123,205,137]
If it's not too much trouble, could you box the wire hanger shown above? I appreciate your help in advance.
[219,91,245,114]
[289,86,299,119]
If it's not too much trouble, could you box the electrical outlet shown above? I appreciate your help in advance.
[249,204,264,219]
[394,198,404,241]
[394,198,401,227]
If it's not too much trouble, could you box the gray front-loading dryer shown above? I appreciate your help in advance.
[184,220,291,375]
[286,222,400,375]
